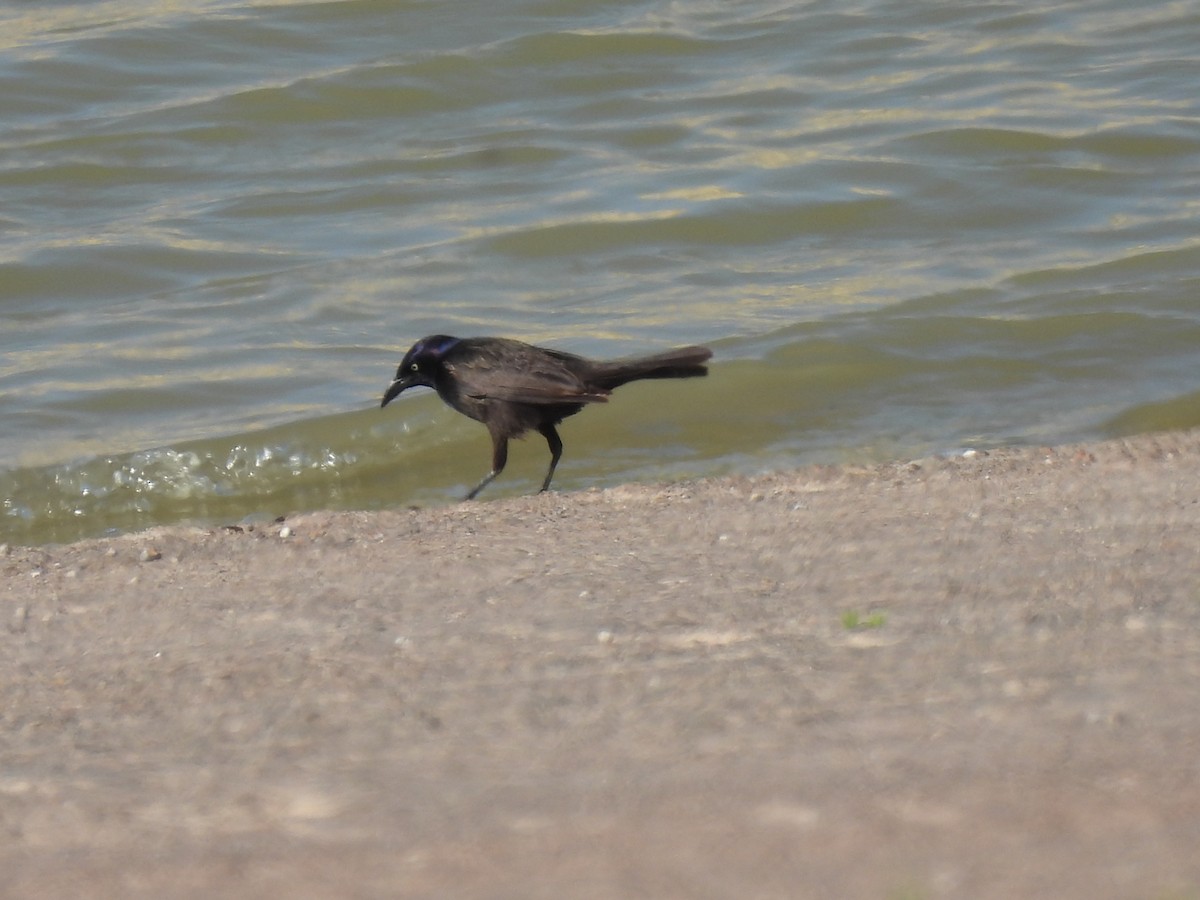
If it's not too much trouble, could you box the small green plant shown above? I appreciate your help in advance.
[841,610,887,630]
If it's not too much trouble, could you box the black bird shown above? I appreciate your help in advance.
[381,335,712,500]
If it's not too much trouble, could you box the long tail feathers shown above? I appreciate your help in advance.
[593,346,712,389]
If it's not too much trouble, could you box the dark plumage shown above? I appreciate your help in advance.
[380,335,712,499]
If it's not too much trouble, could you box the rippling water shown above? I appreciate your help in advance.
[3,0,1199,544]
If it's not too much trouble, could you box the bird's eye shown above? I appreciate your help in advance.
[410,362,420,372]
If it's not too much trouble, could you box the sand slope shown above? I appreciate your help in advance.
[3,433,1200,898]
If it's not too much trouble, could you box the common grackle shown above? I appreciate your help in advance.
[381,335,712,499]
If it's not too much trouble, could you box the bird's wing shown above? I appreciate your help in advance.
[463,372,610,404]
[450,353,610,405]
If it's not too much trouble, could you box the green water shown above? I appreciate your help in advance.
[3,0,1200,545]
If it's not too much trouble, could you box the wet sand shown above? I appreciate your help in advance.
[3,432,1200,898]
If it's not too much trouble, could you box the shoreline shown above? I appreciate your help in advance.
[4,431,1200,898]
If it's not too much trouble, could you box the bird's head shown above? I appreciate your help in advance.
[381,335,461,407]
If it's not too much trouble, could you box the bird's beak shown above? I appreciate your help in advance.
[380,375,415,408]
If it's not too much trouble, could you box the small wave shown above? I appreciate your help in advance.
[0,404,456,546]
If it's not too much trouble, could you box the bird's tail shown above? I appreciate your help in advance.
[592,346,712,390]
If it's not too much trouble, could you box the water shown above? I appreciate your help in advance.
[3,0,1199,545]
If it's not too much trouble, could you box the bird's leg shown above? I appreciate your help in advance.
[465,434,508,500]
[536,423,563,493]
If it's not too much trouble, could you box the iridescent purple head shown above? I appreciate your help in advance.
[381,335,461,407]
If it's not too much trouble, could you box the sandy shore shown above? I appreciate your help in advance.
[3,431,1200,898]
